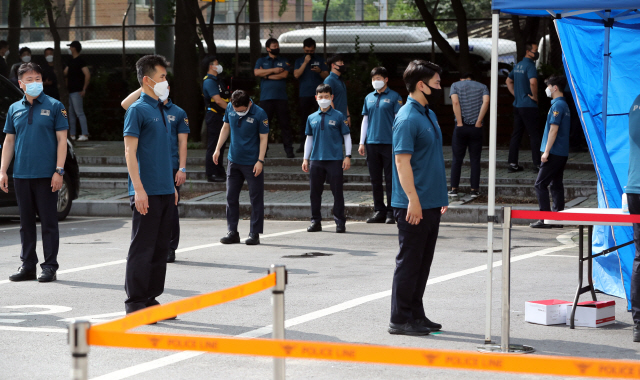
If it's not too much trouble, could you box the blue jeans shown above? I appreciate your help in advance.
[68,91,89,136]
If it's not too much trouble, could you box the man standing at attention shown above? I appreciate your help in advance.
[506,42,540,173]
[359,66,402,224]
[202,55,229,182]
[64,41,90,141]
[123,55,178,314]
[254,38,294,158]
[389,60,448,336]
[293,38,329,153]
[323,54,350,127]
[1,62,68,282]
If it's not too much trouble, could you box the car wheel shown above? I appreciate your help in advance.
[57,178,72,221]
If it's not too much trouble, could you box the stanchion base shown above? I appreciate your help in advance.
[483,340,495,345]
[477,344,535,354]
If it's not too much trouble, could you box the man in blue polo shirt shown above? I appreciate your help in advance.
[302,83,352,233]
[627,92,640,342]
[506,42,541,173]
[323,54,350,126]
[530,75,571,229]
[0,62,68,283]
[294,38,329,153]
[389,60,448,337]
[123,55,178,314]
[203,55,229,182]
[214,90,269,245]
[254,38,294,158]
[359,66,403,225]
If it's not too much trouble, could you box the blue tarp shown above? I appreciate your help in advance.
[490,2,640,307]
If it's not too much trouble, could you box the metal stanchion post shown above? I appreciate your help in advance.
[270,264,287,380]
[68,319,91,380]
[478,207,534,354]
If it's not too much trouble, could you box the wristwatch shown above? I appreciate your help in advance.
[346,155,352,158]
[258,159,265,164]
[55,167,65,176]
[179,168,186,173]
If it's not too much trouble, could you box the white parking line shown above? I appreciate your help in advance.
[90,231,577,380]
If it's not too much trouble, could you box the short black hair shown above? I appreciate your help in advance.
[44,47,54,54]
[544,74,567,90]
[0,40,7,50]
[370,66,388,79]
[327,54,344,66]
[403,60,442,93]
[303,38,316,48]
[201,55,217,74]
[231,90,250,108]
[135,54,168,86]
[315,83,332,95]
[525,42,538,51]
[19,47,31,56]
[460,72,474,80]
[18,62,42,79]
[265,38,278,49]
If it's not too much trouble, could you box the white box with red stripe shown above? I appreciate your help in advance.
[566,300,616,328]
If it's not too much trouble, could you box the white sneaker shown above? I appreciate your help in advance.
[77,135,89,142]
[70,136,76,141]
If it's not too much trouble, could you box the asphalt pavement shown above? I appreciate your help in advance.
[0,216,635,379]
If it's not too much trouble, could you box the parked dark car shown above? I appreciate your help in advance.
[0,75,80,220]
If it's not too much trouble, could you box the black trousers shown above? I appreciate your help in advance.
[628,194,640,323]
[125,194,174,313]
[366,144,392,213]
[298,96,317,144]
[451,124,483,190]
[534,153,568,212]
[391,208,441,324]
[206,111,226,177]
[261,99,293,152]
[508,107,541,166]
[309,160,345,225]
[226,162,264,234]
[170,169,181,251]
[14,178,59,271]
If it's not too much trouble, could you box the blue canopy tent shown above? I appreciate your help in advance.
[485,1,640,344]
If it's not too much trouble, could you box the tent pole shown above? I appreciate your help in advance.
[602,10,611,139]
[483,9,500,345]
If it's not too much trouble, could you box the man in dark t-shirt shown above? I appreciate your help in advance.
[42,48,60,100]
[64,41,90,141]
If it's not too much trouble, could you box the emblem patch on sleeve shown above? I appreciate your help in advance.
[398,100,403,105]
[263,119,269,127]
[61,109,68,119]
[553,111,559,118]
[184,118,189,127]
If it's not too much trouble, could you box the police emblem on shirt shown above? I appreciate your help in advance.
[184,118,189,127]
[61,109,68,119]
[329,120,336,126]
[40,109,50,116]
[383,99,391,103]
[262,119,269,127]
[277,63,283,67]
[553,111,559,118]
[247,117,254,123]
[168,115,176,122]
[398,100,403,105]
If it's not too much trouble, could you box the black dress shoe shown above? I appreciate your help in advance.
[307,222,322,232]
[385,210,395,224]
[145,300,177,321]
[388,321,430,336]
[246,233,260,245]
[220,231,241,244]
[37,268,57,282]
[507,164,523,173]
[530,220,552,229]
[336,224,346,233]
[9,266,36,282]
[167,249,176,263]
[416,317,442,331]
[634,324,640,342]
[207,175,226,183]
[367,211,386,223]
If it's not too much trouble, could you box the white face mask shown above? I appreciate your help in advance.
[21,55,31,63]
[372,80,385,91]
[45,55,54,63]
[317,98,332,109]
[159,88,170,102]
[215,64,223,74]
[545,86,555,98]
[235,109,248,117]
[4,50,9,57]
[148,77,169,99]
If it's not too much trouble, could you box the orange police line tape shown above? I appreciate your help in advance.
[87,330,640,379]
[91,272,276,333]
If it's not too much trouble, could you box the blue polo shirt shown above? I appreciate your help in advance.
[540,97,571,157]
[361,88,403,144]
[222,102,270,165]
[323,72,348,116]
[508,57,538,108]
[202,74,220,113]
[294,55,329,97]
[391,97,448,209]
[627,95,640,194]
[305,107,349,161]
[255,56,291,101]
[123,92,175,196]
[3,93,69,179]
[164,99,191,169]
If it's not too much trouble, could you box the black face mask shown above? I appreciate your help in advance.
[336,64,347,74]
[421,82,443,105]
[269,48,280,56]
[529,51,540,61]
